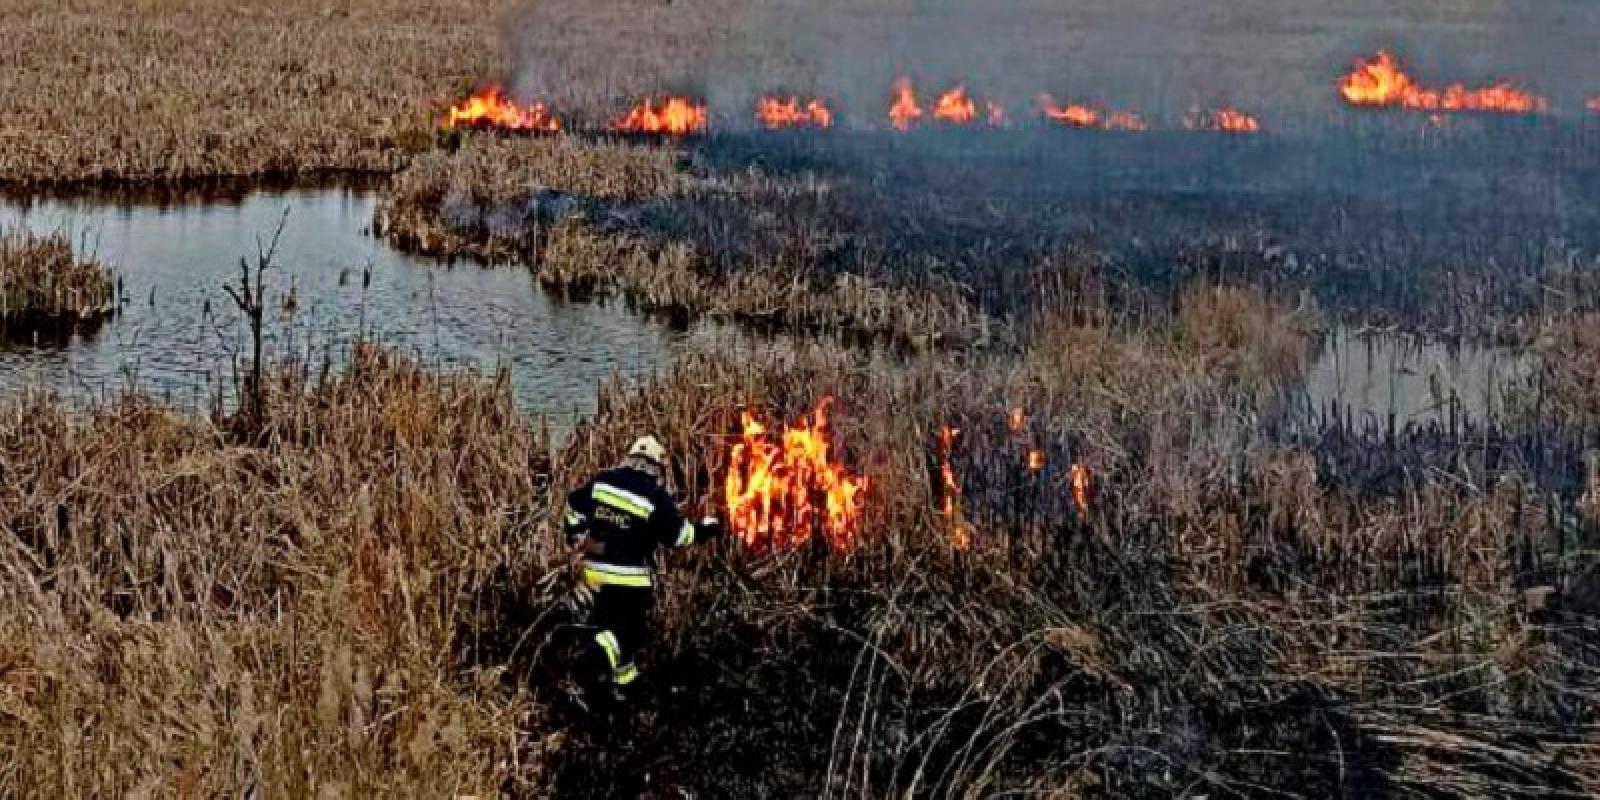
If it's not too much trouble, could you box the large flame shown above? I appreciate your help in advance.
[444,87,561,132]
[1339,51,1547,114]
[1186,107,1261,134]
[724,399,868,552]
[757,96,834,129]
[1588,98,1600,113]
[612,97,708,135]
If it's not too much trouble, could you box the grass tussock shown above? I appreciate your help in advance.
[0,0,508,185]
[0,229,116,322]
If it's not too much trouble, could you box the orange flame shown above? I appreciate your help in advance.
[757,96,834,129]
[1007,408,1025,433]
[1069,463,1091,515]
[889,78,924,131]
[1027,449,1045,472]
[1186,107,1261,134]
[1037,95,1147,131]
[612,97,708,135]
[724,399,868,552]
[1339,51,1547,114]
[936,425,967,549]
[444,87,561,133]
[933,86,979,125]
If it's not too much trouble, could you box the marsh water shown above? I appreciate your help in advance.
[1302,328,1530,430]
[0,184,1532,438]
[0,186,693,430]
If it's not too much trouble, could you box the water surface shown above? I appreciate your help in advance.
[0,187,686,429]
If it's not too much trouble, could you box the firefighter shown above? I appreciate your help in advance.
[562,435,721,701]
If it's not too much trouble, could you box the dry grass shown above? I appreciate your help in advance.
[0,346,551,796]
[376,135,686,260]
[0,229,116,322]
[3,288,1596,797]
[0,0,514,184]
[530,287,1598,796]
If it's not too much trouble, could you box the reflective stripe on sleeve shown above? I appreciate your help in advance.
[564,506,584,526]
[592,483,655,518]
[582,561,654,588]
[615,663,639,685]
[675,519,695,547]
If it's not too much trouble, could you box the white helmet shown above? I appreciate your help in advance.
[628,435,667,464]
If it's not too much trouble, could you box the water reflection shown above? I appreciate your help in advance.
[1303,327,1530,428]
[0,187,686,431]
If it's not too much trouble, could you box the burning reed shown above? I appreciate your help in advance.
[528,287,1600,797]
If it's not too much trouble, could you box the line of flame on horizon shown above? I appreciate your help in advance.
[445,51,1582,135]
[444,87,561,132]
[612,97,709,135]
[1037,94,1148,131]
[757,96,834,129]
[1340,51,1547,114]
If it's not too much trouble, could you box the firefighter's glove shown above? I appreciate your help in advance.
[565,582,595,615]
[697,515,726,541]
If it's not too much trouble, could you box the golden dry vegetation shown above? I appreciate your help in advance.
[0,0,514,184]
[3,288,1597,796]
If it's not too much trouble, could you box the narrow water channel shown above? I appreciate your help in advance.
[0,186,689,429]
[1303,327,1531,428]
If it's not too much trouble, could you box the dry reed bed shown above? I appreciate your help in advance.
[0,0,510,184]
[524,287,1598,796]
[0,347,548,796]
[0,229,115,322]
[4,289,1597,796]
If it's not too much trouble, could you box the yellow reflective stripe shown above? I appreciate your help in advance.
[583,565,653,588]
[615,663,639,685]
[563,506,584,526]
[675,519,695,547]
[594,631,620,669]
[593,484,654,518]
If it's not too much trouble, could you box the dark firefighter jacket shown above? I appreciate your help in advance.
[563,465,701,589]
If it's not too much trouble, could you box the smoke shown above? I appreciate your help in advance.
[502,0,1600,125]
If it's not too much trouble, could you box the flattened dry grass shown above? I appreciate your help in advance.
[0,0,512,184]
[0,229,115,321]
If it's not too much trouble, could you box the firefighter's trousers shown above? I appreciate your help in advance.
[580,583,654,688]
